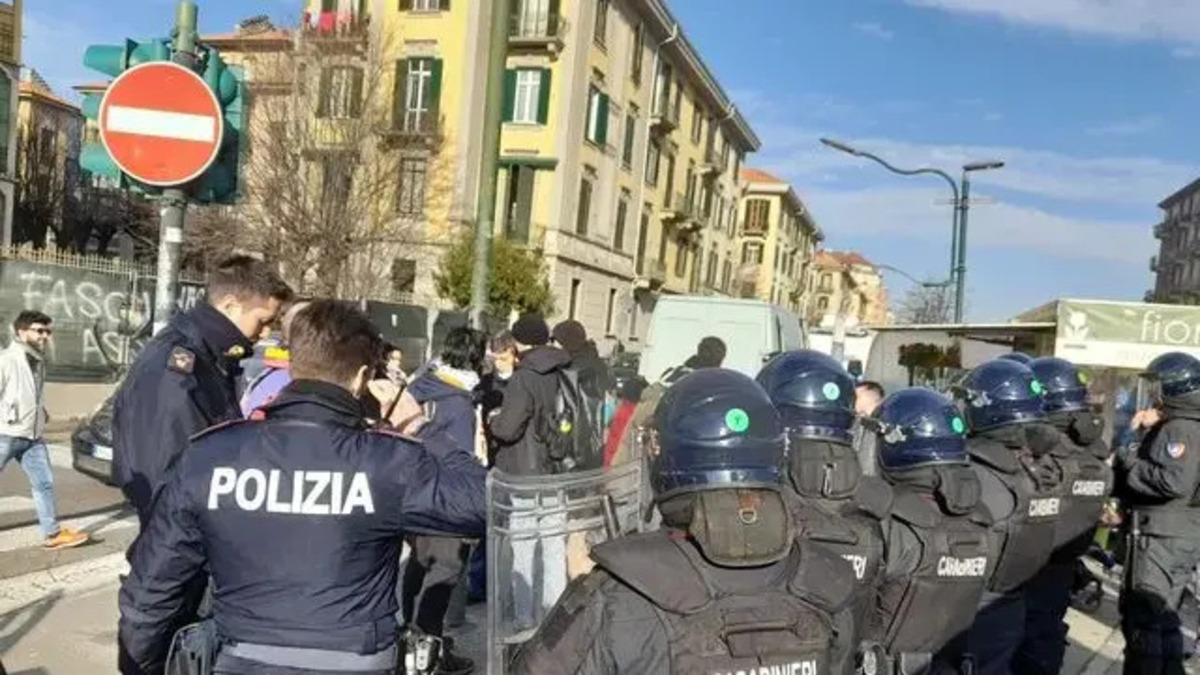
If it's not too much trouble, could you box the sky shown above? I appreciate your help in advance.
[27,0,1200,321]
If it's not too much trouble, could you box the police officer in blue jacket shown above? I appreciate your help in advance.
[117,301,489,675]
[113,256,294,526]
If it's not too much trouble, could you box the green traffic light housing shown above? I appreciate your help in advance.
[83,38,171,78]
[190,47,244,204]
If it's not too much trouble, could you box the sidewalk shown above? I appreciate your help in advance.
[0,444,124,532]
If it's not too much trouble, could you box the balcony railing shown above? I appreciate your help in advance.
[633,258,667,291]
[1150,255,1159,273]
[1154,222,1165,239]
[698,146,720,175]
[508,6,565,52]
[658,191,692,222]
[649,93,678,132]
[742,220,768,237]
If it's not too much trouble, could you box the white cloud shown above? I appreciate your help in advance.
[984,112,1004,122]
[903,0,1200,46]
[1086,115,1162,137]
[854,22,895,41]
[797,185,1153,267]
[751,121,1198,207]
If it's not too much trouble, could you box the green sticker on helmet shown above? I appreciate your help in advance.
[1031,380,1044,395]
[951,417,966,434]
[726,408,750,433]
[822,382,841,401]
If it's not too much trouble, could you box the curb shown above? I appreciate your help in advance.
[0,551,128,614]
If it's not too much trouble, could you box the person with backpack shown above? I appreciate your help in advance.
[488,313,574,630]
[397,327,487,675]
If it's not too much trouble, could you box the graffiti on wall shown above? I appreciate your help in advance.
[0,260,204,381]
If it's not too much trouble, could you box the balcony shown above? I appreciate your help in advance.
[698,148,720,176]
[658,191,692,222]
[633,259,667,291]
[508,6,565,55]
[1150,255,1159,273]
[300,10,370,52]
[1145,290,1157,303]
[1154,222,1165,239]
[649,96,678,133]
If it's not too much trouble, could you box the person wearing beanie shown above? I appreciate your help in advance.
[489,313,572,629]
[552,320,614,402]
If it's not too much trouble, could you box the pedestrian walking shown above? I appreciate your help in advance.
[0,311,89,550]
[113,255,293,526]
[117,300,487,675]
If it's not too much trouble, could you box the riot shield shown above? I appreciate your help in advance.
[486,461,646,675]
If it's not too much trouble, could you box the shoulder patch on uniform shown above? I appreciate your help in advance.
[167,347,195,374]
[1168,442,1187,459]
[190,418,253,442]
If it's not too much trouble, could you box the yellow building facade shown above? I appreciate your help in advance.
[16,71,84,241]
[0,0,21,248]
[735,167,822,315]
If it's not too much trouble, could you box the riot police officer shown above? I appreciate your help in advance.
[756,350,892,651]
[1115,351,1200,675]
[998,352,1033,365]
[510,368,861,674]
[118,301,488,675]
[869,388,994,675]
[1013,357,1112,675]
[937,358,1063,675]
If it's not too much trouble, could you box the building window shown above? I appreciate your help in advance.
[391,259,417,295]
[645,138,661,185]
[0,23,13,62]
[605,288,617,335]
[744,199,770,234]
[657,222,669,263]
[397,58,443,133]
[585,85,610,145]
[317,66,363,119]
[404,0,448,10]
[614,192,629,251]
[637,205,650,273]
[675,240,688,277]
[505,68,551,124]
[706,245,718,286]
[569,279,582,320]
[817,296,829,312]
[691,106,702,145]
[631,23,644,84]
[820,273,833,291]
[396,156,428,216]
[576,174,593,235]
[321,161,353,206]
[742,242,763,264]
[594,0,609,46]
[622,110,637,169]
[722,257,732,291]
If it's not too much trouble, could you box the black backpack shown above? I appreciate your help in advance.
[538,368,605,473]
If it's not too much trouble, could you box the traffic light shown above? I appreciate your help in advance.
[189,46,244,204]
[79,39,172,187]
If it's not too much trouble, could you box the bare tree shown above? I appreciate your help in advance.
[13,115,66,248]
[232,20,455,300]
[896,284,953,325]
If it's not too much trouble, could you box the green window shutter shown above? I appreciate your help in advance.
[596,93,609,146]
[439,0,450,10]
[393,59,407,129]
[503,69,517,122]
[316,67,332,118]
[548,0,561,30]
[428,58,444,129]
[537,69,552,124]
[399,0,412,10]
[349,68,364,118]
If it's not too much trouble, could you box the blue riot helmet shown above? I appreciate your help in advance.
[651,369,787,501]
[1137,353,1200,403]
[873,388,969,472]
[1028,357,1089,414]
[954,359,1046,433]
[756,350,856,445]
[999,352,1033,365]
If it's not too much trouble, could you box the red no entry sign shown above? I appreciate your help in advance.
[99,61,223,187]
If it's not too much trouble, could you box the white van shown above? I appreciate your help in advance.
[639,296,807,380]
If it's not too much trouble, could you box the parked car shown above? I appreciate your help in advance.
[71,394,116,486]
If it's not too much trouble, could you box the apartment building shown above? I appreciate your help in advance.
[1149,177,1200,304]
[16,70,84,243]
[809,250,889,328]
[0,0,20,248]
[735,167,822,314]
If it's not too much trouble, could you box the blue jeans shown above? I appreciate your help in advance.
[0,436,59,538]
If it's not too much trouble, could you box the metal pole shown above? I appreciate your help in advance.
[152,0,198,335]
[954,173,970,323]
[468,0,511,329]
[948,198,959,311]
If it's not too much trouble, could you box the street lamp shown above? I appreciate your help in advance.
[819,137,1004,324]
[875,263,951,289]
[955,160,1005,323]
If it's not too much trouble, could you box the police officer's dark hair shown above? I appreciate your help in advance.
[441,327,487,374]
[13,310,52,332]
[288,300,384,384]
[691,336,727,369]
[206,255,294,305]
[856,381,885,398]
